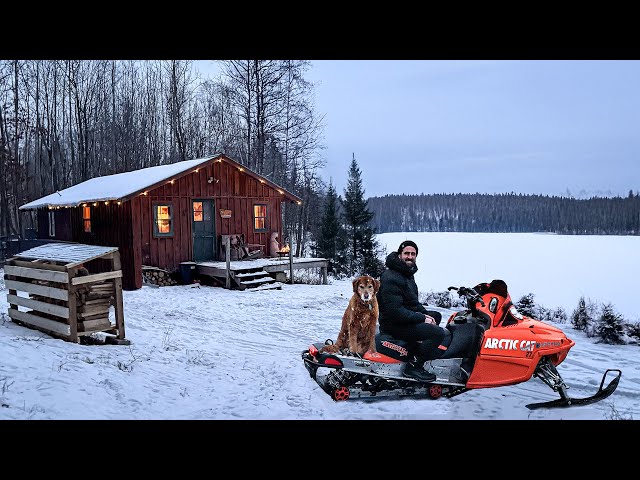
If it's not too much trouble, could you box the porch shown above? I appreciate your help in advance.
[195,256,329,290]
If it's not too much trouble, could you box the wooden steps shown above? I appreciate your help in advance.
[231,268,282,291]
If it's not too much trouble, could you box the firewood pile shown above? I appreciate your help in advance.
[29,279,115,332]
[142,267,178,287]
[75,282,114,331]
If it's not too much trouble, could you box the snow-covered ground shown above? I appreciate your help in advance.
[0,232,638,420]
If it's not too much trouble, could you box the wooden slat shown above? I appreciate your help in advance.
[8,259,68,272]
[68,273,78,343]
[8,309,71,336]
[4,279,69,301]
[4,265,69,283]
[6,294,69,318]
[71,270,122,285]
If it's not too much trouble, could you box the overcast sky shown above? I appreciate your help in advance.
[199,60,640,199]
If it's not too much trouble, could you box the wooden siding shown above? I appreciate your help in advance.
[136,160,286,276]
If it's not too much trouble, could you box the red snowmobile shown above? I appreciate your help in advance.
[301,279,621,409]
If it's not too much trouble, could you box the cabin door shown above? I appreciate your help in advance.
[191,199,217,262]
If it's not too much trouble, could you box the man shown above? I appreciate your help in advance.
[377,240,445,382]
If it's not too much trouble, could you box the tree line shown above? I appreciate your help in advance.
[367,192,640,234]
[0,60,325,255]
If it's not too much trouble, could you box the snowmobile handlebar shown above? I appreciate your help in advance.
[448,286,486,306]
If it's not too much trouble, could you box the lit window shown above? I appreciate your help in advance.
[83,206,91,233]
[48,211,56,237]
[193,202,203,222]
[153,203,173,237]
[254,204,267,231]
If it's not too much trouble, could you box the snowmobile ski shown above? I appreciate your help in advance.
[526,368,621,410]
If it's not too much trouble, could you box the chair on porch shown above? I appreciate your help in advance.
[219,234,264,261]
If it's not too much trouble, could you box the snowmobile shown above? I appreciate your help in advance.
[301,279,621,409]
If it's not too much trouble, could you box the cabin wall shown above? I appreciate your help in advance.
[134,160,285,275]
[37,208,72,241]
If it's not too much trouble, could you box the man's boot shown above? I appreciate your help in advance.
[403,356,436,382]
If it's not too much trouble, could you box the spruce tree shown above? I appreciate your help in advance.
[571,296,591,331]
[340,153,383,277]
[515,293,537,318]
[316,181,341,274]
[595,303,625,344]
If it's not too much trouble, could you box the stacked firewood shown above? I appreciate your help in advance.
[75,282,114,332]
[142,268,178,287]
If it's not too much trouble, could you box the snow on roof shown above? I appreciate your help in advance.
[20,156,216,209]
[12,242,118,267]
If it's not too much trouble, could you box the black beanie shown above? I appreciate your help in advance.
[398,240,418,255]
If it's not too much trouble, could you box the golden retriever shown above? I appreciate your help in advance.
[320,275,380,355]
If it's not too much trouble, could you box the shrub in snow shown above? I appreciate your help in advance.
[515,293,537,318]
[552,307,568,323]
[571,296,593,331]
[624,322,640,345]
[422,290,465,309]
[594,303,626,345]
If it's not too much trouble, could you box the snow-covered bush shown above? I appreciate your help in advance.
[594,303,626,344]
[515,293,537,318]
[422,290,466,309]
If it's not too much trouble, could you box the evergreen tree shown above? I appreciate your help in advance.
[360,225,386,277]
[332,216,350,278]
[571,296,591,331]
[315,181,341,274]
[595,303,625,344]
[515,293,537,318]
[340,153,382,277]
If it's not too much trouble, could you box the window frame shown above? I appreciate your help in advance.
[153,202,174,238]
[48,210,56,237]
[82,206,91,233]
[253,203,268,232]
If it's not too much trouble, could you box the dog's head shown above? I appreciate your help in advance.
[352,275,380,303]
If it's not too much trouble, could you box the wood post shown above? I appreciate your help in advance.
[288,234,293,284]
[225,235,231,289]
[112,251,126,339]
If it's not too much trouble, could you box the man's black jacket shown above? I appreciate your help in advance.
[377,251,428,330]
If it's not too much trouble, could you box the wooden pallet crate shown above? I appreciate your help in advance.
[3,243,127,344]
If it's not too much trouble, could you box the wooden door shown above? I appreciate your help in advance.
[192,200,216,262]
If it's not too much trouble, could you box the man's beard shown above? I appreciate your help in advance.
[404,259,415,267]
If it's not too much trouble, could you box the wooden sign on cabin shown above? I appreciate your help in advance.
[219,209,232,218]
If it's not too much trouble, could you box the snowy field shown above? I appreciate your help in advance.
[0,232,638,421]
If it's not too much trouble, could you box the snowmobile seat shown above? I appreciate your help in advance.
[375,332,413,362]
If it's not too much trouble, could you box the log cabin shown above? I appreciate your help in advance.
[19,153,302,290]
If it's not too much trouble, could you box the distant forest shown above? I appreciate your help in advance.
[367,193,640,235]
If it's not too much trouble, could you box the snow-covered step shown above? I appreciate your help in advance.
[243,282,283,292]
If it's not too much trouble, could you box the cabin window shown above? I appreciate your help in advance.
[254,204,267,231]
[153,203,174,237]
[48,211,56,237]
[193,201,203,222]
[83,206,91,233]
